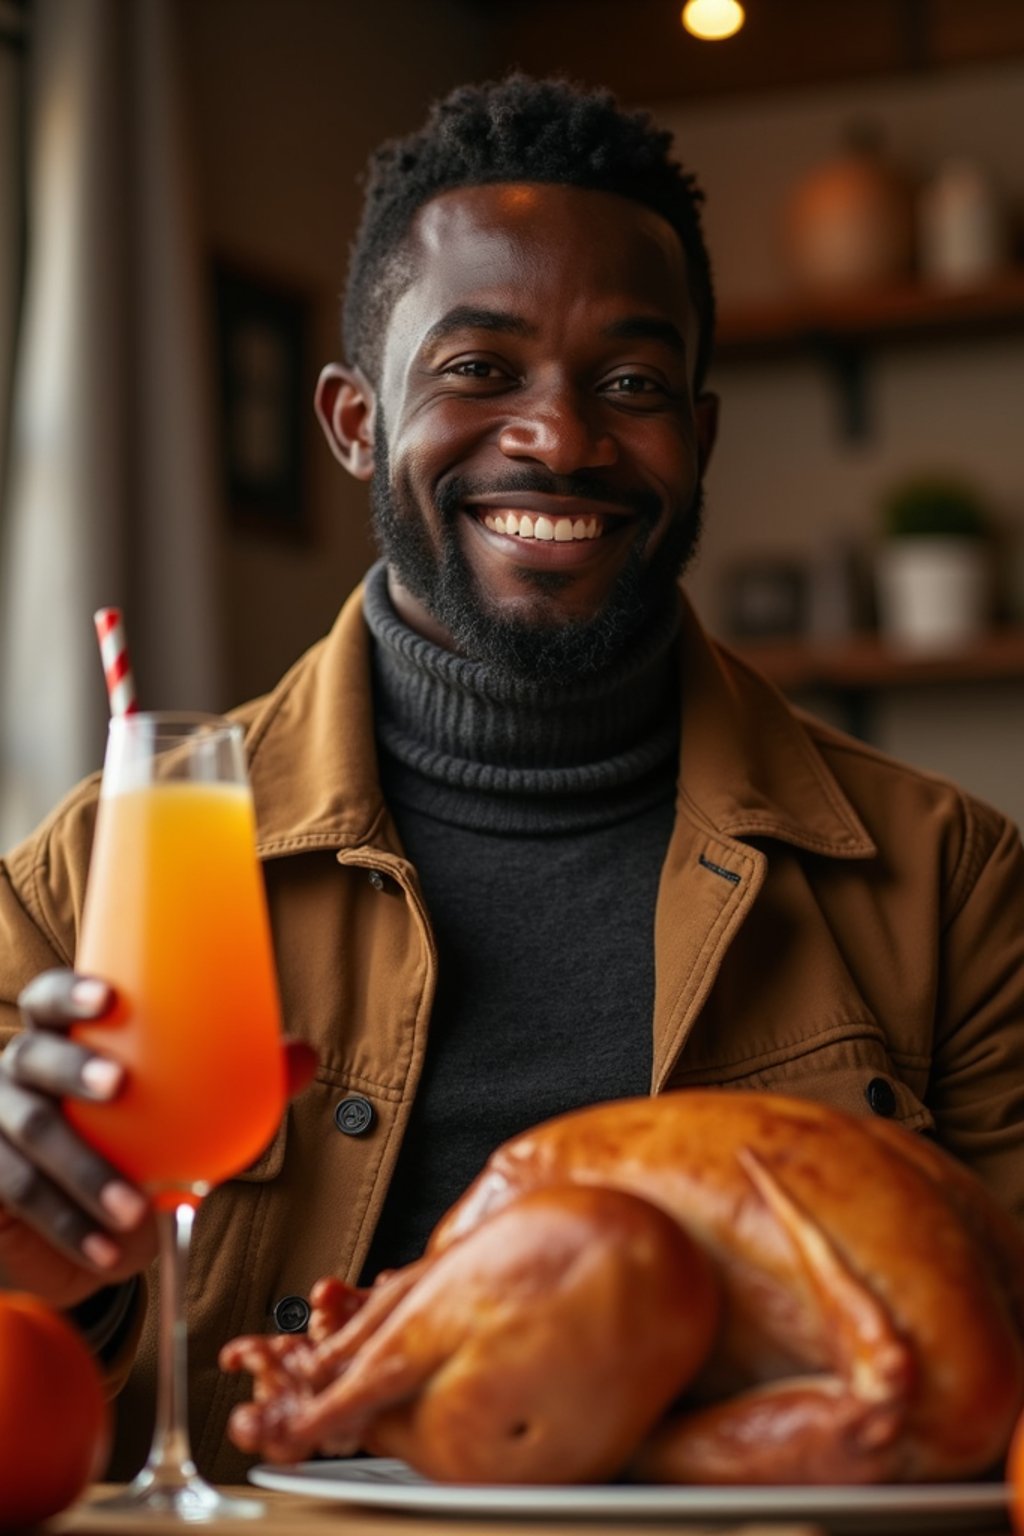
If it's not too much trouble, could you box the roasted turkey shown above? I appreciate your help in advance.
[220,1091,1024,1485]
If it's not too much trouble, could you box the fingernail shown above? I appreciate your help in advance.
[70,978,109,1013]
[100,1180,148,1230]
[82,1232,120,1269]
[80,1057,122,1099]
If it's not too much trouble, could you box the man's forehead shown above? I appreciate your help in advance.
[400,181,693,321]
[410,181,686,268]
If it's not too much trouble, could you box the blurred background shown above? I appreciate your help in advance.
[1,0,1023,844]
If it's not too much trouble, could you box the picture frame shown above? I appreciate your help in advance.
[213,260,311,540]
[722,556,808,640]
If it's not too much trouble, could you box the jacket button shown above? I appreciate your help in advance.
[866,1077,897,1117]
[272,1295,310,1333]
[368,869,385,891]
[334,1095,375,1136]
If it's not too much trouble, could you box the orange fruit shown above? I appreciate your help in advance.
[0,1292,109,1531]
[1008,1403,1024,1536]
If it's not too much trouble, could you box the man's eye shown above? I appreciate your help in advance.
[443,360,500,379]
[604,373,660,395]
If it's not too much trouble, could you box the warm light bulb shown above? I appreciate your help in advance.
[682,0,745,41]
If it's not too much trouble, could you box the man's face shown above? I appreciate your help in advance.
[360,183,715,679]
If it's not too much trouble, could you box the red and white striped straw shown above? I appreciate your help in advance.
[93,608,139,717]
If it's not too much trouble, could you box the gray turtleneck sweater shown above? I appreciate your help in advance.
[360,563,681,1278]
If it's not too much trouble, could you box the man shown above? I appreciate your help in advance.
[0,75,1022,1484]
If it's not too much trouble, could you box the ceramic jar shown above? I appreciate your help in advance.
[783,129,914,295]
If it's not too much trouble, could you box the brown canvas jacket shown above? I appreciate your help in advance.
[2,581,1024,1482]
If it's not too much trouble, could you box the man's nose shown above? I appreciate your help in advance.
[496,384,618,473]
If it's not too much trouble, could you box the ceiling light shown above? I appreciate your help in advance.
[681,0,746,41]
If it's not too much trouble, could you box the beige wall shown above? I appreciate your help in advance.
[177,0,487,704]
[658,61,1024,824]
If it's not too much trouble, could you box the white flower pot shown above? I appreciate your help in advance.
[875,538,990,652]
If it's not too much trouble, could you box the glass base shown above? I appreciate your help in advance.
[90,1467,264,1522]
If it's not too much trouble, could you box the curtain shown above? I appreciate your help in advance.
[0,2,24,561]
[0,0,223,850]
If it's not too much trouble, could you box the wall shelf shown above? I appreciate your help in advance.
[730,629,1024,740]
[713,270,1024,437]
[715,269,1024,358]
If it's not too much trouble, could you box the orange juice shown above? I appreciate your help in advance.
[68,780,284,1205]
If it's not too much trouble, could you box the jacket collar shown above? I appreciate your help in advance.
[675,594,875,858]
[241,579,875,862]
[242,585,391,858]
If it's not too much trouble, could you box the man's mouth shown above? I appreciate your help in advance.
[479,510,605,542]
[454,483,654,572]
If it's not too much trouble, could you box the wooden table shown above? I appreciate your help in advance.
[43,1485,828,1536]
[43,1485,1011,1536]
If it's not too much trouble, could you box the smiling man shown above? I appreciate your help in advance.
[1,74,1024,1485]
[307,98,727,1278]
[320,177,716,679]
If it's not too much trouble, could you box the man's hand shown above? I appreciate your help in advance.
[0,971,154,1308]
[0,971,317,1311]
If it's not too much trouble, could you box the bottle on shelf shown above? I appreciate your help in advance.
[917,157,1007,289]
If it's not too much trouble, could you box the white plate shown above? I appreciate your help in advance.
[249,1458,1011,1530]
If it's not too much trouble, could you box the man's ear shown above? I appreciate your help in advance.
[315,363,377,481]
[694,391,719,478]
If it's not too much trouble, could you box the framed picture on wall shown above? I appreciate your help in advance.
[213,260,311,540]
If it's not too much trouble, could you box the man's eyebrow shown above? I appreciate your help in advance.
[603,316,688,356]
[422,306,537,348]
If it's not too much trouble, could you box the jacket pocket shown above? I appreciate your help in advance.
[748,1056,934,1133]
[670,1026,936,1135]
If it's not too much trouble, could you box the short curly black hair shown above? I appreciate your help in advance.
[342,74,716,391]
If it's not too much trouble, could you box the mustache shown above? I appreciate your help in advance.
[436,470,661,524]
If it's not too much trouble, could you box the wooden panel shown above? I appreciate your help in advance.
[467,0,1024,103]
[931,0,1024,63]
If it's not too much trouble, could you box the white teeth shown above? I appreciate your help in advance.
[481,510,604,542]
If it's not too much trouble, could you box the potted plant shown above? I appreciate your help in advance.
[875,476,992,651]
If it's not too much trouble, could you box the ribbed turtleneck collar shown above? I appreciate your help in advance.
[363,561,681,834]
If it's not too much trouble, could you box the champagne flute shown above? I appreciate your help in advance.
[66,713,285,1520]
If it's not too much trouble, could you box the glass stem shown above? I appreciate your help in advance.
[92,1191,263,1516]
[144,1201,199,1485]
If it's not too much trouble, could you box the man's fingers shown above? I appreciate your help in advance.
[17,970,114,1029]
[0,1136,126,1272]
[283,1039,318,1100]
[0,1077,147,1234]
[1,1030,123,1100]
[0,970,149,1290]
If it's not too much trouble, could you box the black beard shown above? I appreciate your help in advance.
[369,418,704,684]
